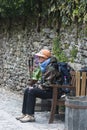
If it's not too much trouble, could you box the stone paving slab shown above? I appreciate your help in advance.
[0,88,65,130]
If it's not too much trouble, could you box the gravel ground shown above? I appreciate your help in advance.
[0,87,65,130]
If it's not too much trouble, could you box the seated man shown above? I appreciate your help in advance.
[16,49,60,123]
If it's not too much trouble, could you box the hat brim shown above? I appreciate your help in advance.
[35,53,47,58]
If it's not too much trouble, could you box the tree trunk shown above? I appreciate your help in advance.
[37,0,42,32]
[56,10,62,35]
[22,15,27,30]
[7,17,12,38]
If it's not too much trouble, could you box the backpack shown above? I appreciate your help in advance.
[51,61,73,94]
[57,62,73,94]
[58,62,71,84]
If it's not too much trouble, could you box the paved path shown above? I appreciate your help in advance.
[0,87,65,130]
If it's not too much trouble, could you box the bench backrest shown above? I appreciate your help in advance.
[76,71,87,96]
[70,71,76,88]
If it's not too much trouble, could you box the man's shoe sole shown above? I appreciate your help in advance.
[20,119,35,123]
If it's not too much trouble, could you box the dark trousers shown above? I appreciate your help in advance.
[22,87,52,115]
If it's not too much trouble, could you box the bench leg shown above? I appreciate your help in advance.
[49,87,57,123]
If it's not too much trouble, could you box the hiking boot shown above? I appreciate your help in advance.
[16,114,26,120]
[20,115,35,123]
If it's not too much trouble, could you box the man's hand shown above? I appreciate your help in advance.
[28,86,34,90]
[28,79,38,85]
[38,85,43,89]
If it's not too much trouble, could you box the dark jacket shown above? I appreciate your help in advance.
[41,57,61,89]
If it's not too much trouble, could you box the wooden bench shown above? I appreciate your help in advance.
[49,71,76,123]
[49,71,87,123]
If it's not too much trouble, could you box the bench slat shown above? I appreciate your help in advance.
[81,72,86,96]
[76,72,81,96]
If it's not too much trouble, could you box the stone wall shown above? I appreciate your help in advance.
[0,28,87,91]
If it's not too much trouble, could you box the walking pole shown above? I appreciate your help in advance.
[28,54,34,79]
[31,55,34,74]
[28,55,31,79]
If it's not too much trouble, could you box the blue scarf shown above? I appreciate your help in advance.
[39,58,51,73]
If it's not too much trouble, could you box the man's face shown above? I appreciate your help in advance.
[38,57,46,63]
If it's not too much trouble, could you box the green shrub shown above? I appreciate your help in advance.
[52,36,68,62]
[70,46,78,58]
